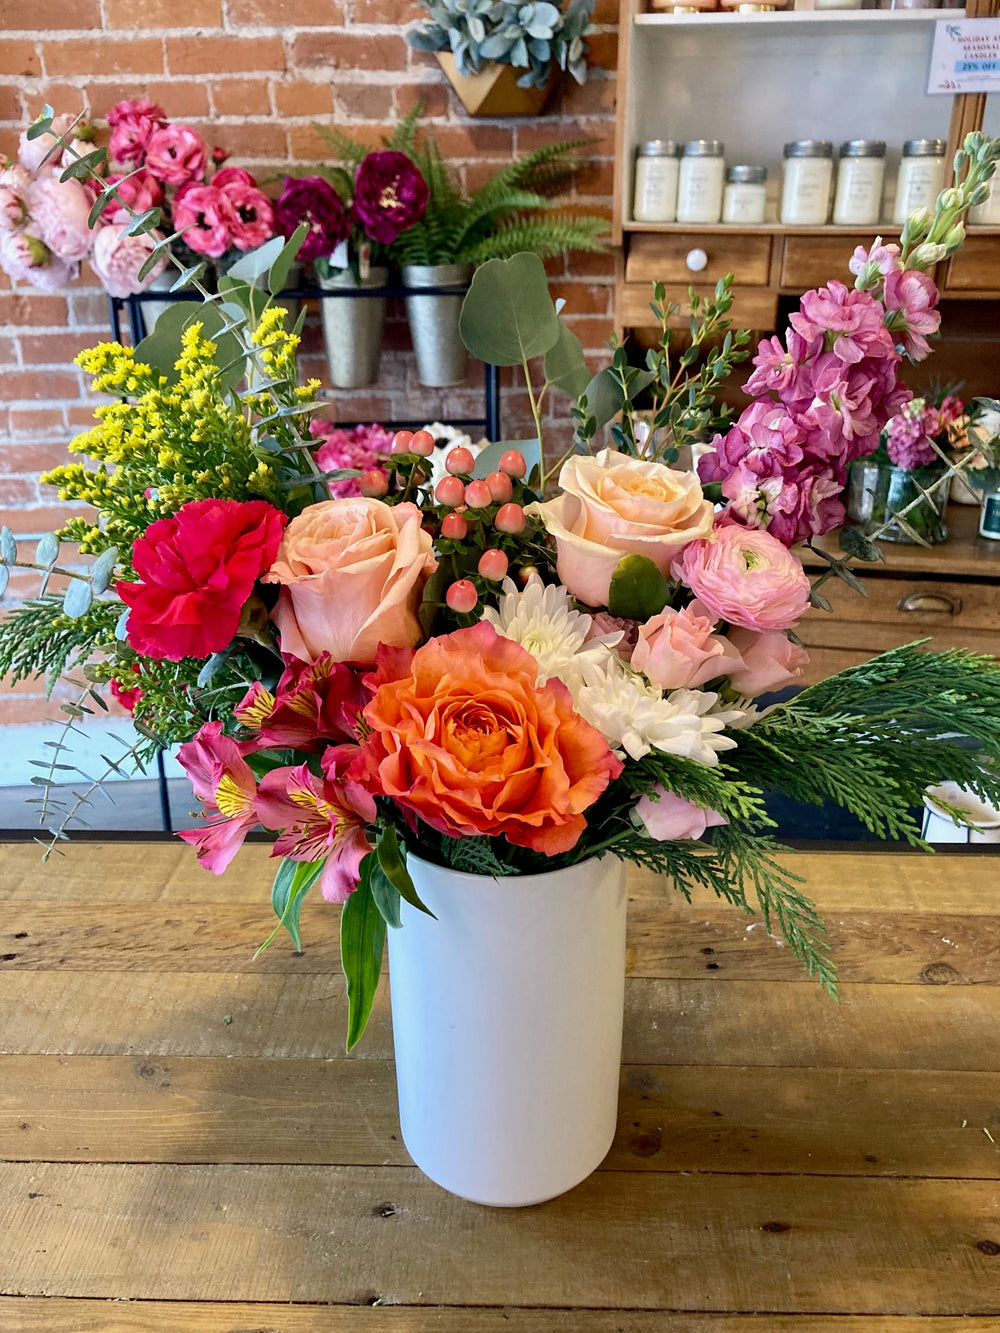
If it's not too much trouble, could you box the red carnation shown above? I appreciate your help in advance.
[117,498,288,661]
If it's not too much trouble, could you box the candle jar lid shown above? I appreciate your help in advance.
[682,139,724,157]
[727,164,767,184]
[783,140,834,158]
[839,139,887,158]
[637,139,680,157]
[902,138,947,157]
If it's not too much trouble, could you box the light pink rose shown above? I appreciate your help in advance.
[107,99,167,165]
[90,223,168,298]
[144,124,209,186]
[172,183,235,257]
[222,181,275,251]
[0,229,76,291]
[263,498,437,666]
[104,170,164,224]
[633,787,729,841]
[671,524,811,632]
[26,175,92,263]
[526,448,716,608]
[724,627,809,697]
[631,599,743,690]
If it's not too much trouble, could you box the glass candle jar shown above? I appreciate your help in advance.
[722,165,767,224]
[833,140,886,226]
[632,140,680,223]
[780,141,834,226]
[892,138,946,224]
[676,140,725,225]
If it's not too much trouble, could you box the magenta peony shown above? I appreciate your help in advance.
[275,175,350,263]
[351,150,428,245]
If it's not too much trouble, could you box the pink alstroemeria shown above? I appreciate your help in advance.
[177,721,260,874]
[256,747,376,902]
[234,654,366,752]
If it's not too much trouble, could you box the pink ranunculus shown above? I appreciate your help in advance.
[144,124,209,187]
[26,174,93,263]
[172,184,236,258]
[107,99,167,164]
[883,268,941,362]
[104,170,164,224]
[0,183,27,231]
[526,448,716,609]
[631,599,744,691]
[671,523,812,631]
[633,787,728,841]
[263,497,438,666]
[724,627,810,697]
[18,113,86,173]
[177,721,261,874]
[221,181,275,252]
[0,229,75,291]
[90,223,168,298]
[212,166,256,191]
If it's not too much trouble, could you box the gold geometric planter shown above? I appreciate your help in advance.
[435,52,554,117]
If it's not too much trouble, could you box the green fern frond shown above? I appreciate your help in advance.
[461,214,609,263]
[313,124,367,171]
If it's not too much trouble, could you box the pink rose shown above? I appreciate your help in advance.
[671,524,811,632]
[90,223,168,298]
[221,181,275,251]
[144,124,209,187]
[26,175,93,263]
[0,229,75,291]
[104,170,164,224]
[526,448,716,608]
[724,627,809,697]
[631,599,743,690]
[172,184,236,258]
[263,498,437,666]
[107,99,167,164]
[633,787,728,841]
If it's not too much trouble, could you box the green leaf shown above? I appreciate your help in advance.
[809,587,833,613]
[25,114,54,140]
[115,607,130,641]
[269,224,309,295]
[608,553,671,620]
[223,237,286,287]
[459,253,561,367]
[262,857,323,954]
[35,533,59,567]
[0,525,16,564]
[90,545,118,595]
[135,299,247,395]
[341,856,387,1051]
[87,191,115,229]
[196,649,231,688]
[838,527,886,564]
[171,262,208,291]
[137,241,170,282]
[59,147,107,181]
[0,567,8,597]
[544,320,591,399]
[123,207,162,238]
[377,822,436,918]
[471,436,542,482]
[62,579,93,619]
[369,861,402,929]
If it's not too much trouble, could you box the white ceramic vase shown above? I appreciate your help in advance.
[317,265,388,389]
[387,852,628,1207]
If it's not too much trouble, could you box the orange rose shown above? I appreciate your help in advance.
[263,498,436,665]
[359,621,623,856]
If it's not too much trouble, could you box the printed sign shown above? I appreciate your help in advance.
[928,18,1000,95]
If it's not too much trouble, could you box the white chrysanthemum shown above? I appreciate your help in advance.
[482,576,622,699]
[576,668,739,766]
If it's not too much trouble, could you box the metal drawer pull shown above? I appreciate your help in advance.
[897,591,962,616]
[685,248,708,273]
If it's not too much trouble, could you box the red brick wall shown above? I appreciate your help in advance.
[0,5,619,724]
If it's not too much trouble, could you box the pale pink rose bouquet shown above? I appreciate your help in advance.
[5,115,1000,1049]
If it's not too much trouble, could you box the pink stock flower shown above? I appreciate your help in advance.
[721,460,846,547]
[220,181,275,251]
[883,268,941,362]
[633,787,728,842]
[848,238,902,284]
[724,627,810,697]
[172,184,236,257]
[26,174,92,263]
[631,600,743,691]
[177,721,260,874]
[107,99,167,164]
[144,124,209,187]
[104,170,164,223]
[698,401,807,485]
[790,281,894,366]
[90,223,168,298]
[255,747,377,903]
[671,523,812,631]
[0,229,75,291]
[234,654,366,751]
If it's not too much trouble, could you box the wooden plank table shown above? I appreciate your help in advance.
[2,839,1000,1331]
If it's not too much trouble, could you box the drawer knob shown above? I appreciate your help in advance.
[897,591,962,616]
[685,247,708,273]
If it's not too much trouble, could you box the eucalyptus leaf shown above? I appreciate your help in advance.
[87,191,115,229]
[25,113,54,140]
[90,545,119,595]
[0,566,8,597]
[59,147,107,181]
[471,436,541,482]
[341,854,388,1051]
[123,207,162,238]
[196,649,231,688]
[544,321,591,399]
[581,367,624,430]
[838,527,886,563]
[809,587,833,613]
[0,525,16,564]
[269,224,309,295]
[223,238,286,286]
[62,579,93,619]
[608,553,671,620]
[115,607,130,641]
[135,299,247,395]
[35,533,59,567]
[459,253,561,367]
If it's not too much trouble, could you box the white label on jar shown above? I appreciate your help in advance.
[833,157,885,226]
[893,156,945,224]
[676,157,725,225]
[722,182,766,224]
[780,157,832,225]
[633,156,679,223]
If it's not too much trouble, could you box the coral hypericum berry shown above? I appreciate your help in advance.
[446,579,478,613]
[485,470,513,504]
[445,446,475,475]
[391,430,414,454]
[499,449,527,478]
[478,549,509,581]
[464,479,492,510]
[435,476,465,508]
[494,503,526,534]
[359,470,388,498]
[410,429,435,457]
[440,512,469,540]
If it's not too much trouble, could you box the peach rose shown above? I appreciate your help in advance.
[263,498,436,665]
[725,627,809,697]
[359,621,623,856]
[632,599,744,691]
[525,448,715,608]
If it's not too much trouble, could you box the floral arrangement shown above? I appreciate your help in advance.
[4,115,1000,1052]
[884,391,966,471]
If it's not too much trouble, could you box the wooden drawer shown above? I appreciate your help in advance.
[941,235,1000,294]
[777,233,877,290]
[625,232,772,287]
[619,282,777,332]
